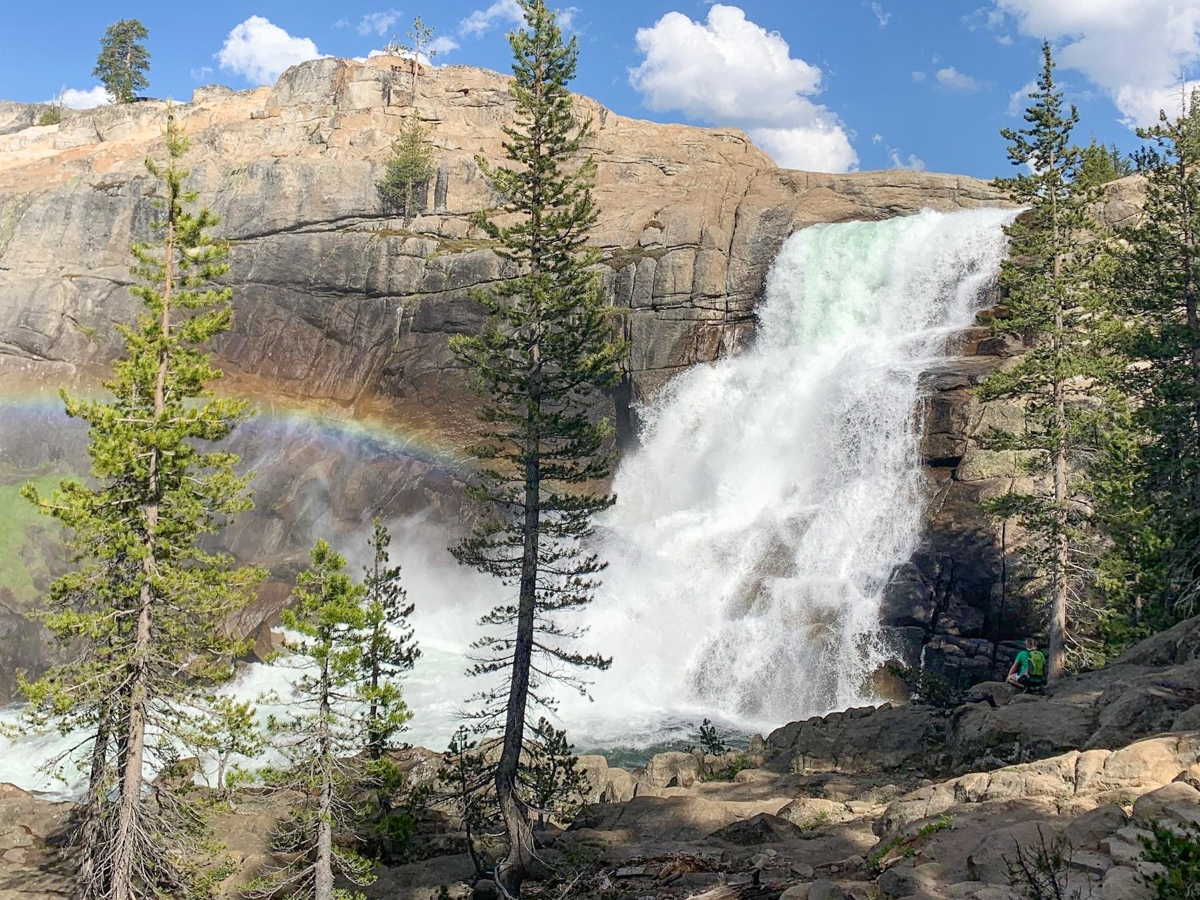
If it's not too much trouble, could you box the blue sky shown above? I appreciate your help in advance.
[2,1,1198,178]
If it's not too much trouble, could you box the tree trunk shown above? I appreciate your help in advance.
[74,701,112,900]
[315,658,335,900]
[494,453,538,896]
[109,206,174,900]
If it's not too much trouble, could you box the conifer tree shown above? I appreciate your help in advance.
[250,541,377,900]
[1097,89,1200,639]
[360,519,419,758]
[20,109,262,900]
[403,17,439,82]
[981,43,1106,680]
[1079,136,1133,188]
[448,0,626,892]
[93,19,150,104]
[377,115,436,220]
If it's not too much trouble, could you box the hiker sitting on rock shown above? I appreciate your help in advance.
[1006,637,1047,693]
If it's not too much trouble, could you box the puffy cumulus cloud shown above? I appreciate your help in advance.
[936,67,980,92]
[48,86,110,109]
[460,0,523,37]
[629,5,857,172]
[993,0,1200,124]
[358,10,400,36]
[217,16,325,87]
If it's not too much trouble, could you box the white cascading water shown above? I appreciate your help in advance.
[0,207,1014,792]
[557,206,1017,741]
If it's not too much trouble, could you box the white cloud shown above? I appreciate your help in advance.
[217,16,325,87]
[49,86,110,110]
[460,0,524,36]
[872,133,925,170]
[912,71,926,82]
[1007,79,1038,116]
[992,0,1200,124]
[358,10,400,36]
[190,66,213,82]
[629,5,857,173]
[867,2,890,28]
[936,67,980,92]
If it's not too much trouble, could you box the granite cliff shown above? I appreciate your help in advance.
[0,56,1024,698]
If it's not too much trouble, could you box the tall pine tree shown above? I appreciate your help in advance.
[981,43,1106,679]
[93,19,150,104]
[448,0,626,892]
[1097,89,1200,640]
[20,109,262,900]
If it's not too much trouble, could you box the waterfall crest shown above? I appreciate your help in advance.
[561,207,1016,740]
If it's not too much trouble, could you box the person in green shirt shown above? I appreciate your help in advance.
[1006,638,1048,692]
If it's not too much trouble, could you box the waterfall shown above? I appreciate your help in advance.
[557,207,1016,741]
[0,207,1013,791]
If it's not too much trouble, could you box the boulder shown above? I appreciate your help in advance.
[709,813,805,845]
[1063,804,1127,851]
[778,798,853,829]
[966,821,1059,885]
[1100,865,1153,900]
[1131,782,1200,823]
[639,751,702,791]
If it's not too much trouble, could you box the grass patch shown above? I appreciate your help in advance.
[870,815,955,873]
[0,475,65,602]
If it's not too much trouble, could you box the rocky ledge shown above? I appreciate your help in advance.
[5,617,1200,900]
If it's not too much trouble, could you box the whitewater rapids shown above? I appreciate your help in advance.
[0,207,1014,791]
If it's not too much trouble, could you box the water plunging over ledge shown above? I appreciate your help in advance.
[0,207,1015,791]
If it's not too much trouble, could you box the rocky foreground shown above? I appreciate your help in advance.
[5,616,1200,900]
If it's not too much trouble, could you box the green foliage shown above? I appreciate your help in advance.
[447,2,627,889]
[18,108,262,900]
[696,718,729,756]
[93,18,150,103]
[886,663,962,709]
[0,475,61,602]
[360,519,419,758]
[523,718,589,828]
[435,726,496,877]
[1093,89,1200,647]
[37,105,63,126]
[179,696,265,797]
[1078,136,1133,188]
[377,116,435,219]
[981,41,1110,676]
[700,756,757,783]
[1140,822,1200,899]
[250,541,380,900]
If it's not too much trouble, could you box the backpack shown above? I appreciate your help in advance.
[1026,650,1047,683]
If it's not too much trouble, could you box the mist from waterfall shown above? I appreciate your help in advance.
[0,208,1015,792]
[555,207,1017,742]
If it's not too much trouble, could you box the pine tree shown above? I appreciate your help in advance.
[93,19,150,104]
[179,696,265,799]
[1097,89,1200,639]
[448,1,626,892]
[360,518,419,758]
[403,17,439,83]
[980,43,1107,679]
[249,541,377,900]
[377,115,436,220]
[1079,136,1133,188]
[19,109,262,900]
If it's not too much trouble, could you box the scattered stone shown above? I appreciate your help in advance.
[1101,865,1153,900]
[710,813,804,845]
[808,881,846,900]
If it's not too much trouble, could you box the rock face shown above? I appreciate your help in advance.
[0,57,1014,698]
[0,57,1006,424]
